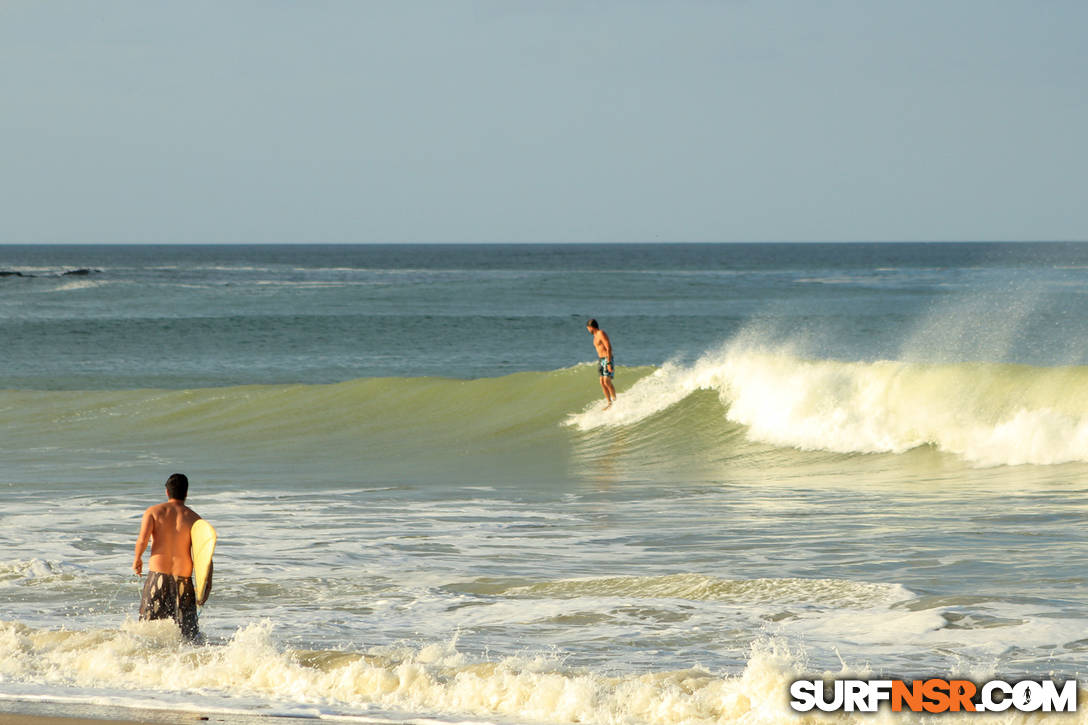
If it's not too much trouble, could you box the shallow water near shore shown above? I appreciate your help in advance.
[2,243,1088,723]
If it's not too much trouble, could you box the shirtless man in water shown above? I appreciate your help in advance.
[133,473,202,641]
[586,319,617,408]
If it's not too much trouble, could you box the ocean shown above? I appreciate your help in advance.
[1,242,1087,724]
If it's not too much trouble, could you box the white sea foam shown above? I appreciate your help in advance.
[500,574,912,609]
[46,279,106,293]
[0,559,66,587]
[0,619,802,724]
[567,344,1088,467]
[2,619,1083,724]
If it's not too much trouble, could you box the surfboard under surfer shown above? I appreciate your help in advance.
[586,319,617,409]
[132,473,203,642]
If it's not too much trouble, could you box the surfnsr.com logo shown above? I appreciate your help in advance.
[790,679,1077,713]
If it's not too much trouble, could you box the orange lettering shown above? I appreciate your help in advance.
[892,680,923,712]
[948,680,976,712]
[922,679,951,713]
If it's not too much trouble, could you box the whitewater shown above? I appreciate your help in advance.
[569,345,1088,467]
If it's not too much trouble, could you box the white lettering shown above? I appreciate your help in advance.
[844,680,868,712]
[1040,680,1077,712]
[981,681,1012,712]
[1013,681,1043,712]
[789,680,817,712]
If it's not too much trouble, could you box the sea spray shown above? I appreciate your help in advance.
[568,345,1088,467]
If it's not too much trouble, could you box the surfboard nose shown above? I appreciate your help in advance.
[190,519,217,606]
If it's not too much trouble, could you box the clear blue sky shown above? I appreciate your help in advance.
[1,1,1085,243]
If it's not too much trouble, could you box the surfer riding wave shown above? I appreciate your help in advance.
[586,319,617,409]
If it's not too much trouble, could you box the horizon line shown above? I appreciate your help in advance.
[1,239,1085,246]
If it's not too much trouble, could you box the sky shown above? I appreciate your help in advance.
[1,1,1085,244]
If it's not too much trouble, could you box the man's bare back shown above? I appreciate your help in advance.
[133,473,204,641]
[133,499,201,577]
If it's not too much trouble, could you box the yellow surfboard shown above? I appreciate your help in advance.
[190,519,217,606]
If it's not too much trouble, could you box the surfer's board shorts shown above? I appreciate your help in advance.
[140,571,200,642]
[598,358,614,378]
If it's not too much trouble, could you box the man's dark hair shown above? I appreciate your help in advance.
[587,319,599,329]
[165,473,189,501]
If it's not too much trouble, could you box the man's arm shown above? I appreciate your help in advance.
[133,508,153,576]
[602,333,614,371]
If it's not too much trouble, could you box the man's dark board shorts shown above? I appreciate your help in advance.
[140,571,201,642]
[598,357,614,378]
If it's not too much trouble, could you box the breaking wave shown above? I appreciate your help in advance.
[568,345,1088,467]
[4,345,1087,469]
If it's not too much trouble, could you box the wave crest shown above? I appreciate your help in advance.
[568,346,1088,467]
